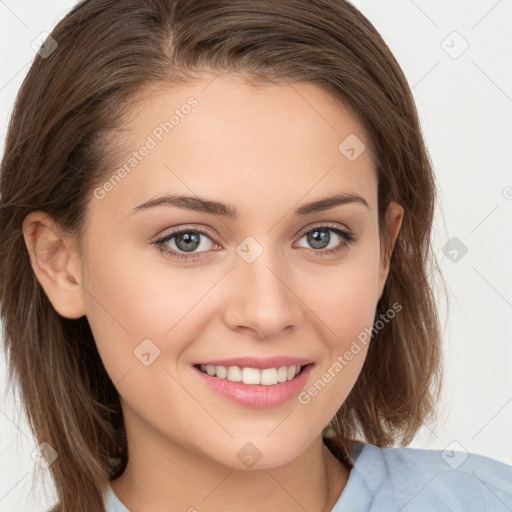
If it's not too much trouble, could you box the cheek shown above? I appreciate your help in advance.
[293,238,380,410]
[297,236,381,347]
[84,227,380,360]
[81,233,183,375]
[325,263,379,350]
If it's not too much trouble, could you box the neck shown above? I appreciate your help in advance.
[110,410,351,512]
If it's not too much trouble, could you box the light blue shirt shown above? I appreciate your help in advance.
[103,442,512,511]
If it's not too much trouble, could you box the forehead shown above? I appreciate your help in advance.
[93,73,377,221]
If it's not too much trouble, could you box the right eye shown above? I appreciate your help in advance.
[153,226,221,261]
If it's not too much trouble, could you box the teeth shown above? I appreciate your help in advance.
[199,364,304,385]
[227,366,241,382]
[242,367,260,385]
[216,365,227,379]
[277,366,289,382]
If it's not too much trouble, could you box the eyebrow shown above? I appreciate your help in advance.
[129,192,369,218]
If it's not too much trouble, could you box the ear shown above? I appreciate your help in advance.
[22,211,86,319]
[377,201,404,301]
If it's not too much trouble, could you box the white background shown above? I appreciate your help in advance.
[1,1,511,510]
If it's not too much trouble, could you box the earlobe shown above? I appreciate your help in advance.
[377,202,404,300]
[22,212,86,319]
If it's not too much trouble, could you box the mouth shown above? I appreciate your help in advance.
[192,362,316,408]
[193,362,314,386]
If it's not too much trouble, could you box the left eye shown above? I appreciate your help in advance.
[295,226,355,252]
[153,224,356,261]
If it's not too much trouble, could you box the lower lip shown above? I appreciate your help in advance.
[193,364,315,409]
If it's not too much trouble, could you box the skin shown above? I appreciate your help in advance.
[23,72,403,512]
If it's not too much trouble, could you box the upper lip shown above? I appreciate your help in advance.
[194,356,314,370]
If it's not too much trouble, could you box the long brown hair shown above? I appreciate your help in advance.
[0,1,444,510]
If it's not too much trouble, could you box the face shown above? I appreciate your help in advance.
[26,72,403,470]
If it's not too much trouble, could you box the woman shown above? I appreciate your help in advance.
[1,1,510,511]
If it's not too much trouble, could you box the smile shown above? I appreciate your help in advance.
[196,363,308,386]
[193,363,315,408]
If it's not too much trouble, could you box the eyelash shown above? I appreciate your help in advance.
[152,223,357,262]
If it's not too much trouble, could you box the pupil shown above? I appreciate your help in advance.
[308,229,329,249]
[177,232,200,252]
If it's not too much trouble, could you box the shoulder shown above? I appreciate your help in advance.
[352,442,512,511]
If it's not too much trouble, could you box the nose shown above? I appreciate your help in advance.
[222,244,304,339]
